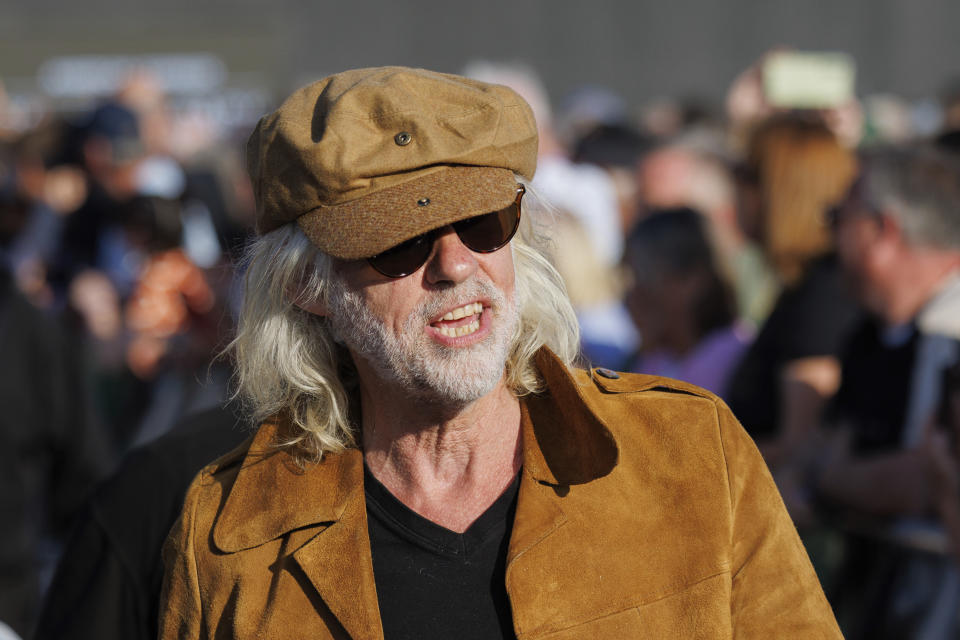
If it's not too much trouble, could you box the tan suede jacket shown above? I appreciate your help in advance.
[159,349,842,639]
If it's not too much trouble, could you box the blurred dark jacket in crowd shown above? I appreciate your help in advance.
[36,404,247,640]
[0,267,110,637]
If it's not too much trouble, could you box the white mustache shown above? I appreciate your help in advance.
[408,280,507,326]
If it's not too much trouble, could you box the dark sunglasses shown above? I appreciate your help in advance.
[367,184,525,278]
[823,201,884,230]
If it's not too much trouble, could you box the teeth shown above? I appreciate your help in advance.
[437,319,480,338]
[441,302,483,321]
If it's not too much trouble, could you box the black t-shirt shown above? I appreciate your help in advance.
[364,465,520,640]
[727,255,862,438]
[828,318,918,454]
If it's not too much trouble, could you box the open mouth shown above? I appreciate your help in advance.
[431,302,483,338]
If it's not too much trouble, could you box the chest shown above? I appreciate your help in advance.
[196,466,736,640]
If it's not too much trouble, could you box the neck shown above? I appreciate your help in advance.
[882,251,960,327]
[358,375,522,533]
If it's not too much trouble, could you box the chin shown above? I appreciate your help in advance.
[403,347,509,406]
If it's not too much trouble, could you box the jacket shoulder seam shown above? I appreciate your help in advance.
[585,367,723,400]
[711,397,736,572]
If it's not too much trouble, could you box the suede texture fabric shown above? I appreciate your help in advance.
[159,348,842,639]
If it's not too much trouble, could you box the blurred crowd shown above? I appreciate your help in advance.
[3,52,960,638]
[0,71,253,637]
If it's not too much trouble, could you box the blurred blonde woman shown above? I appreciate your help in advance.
[728,115,860,473]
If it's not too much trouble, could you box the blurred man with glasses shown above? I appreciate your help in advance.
[820,146,960,639]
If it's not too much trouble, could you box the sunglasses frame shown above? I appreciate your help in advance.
[367,184,525,278]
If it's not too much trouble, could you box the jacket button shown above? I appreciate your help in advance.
[595,367,620,379]
[394,131,412,146]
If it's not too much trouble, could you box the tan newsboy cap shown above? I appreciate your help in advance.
[246,66,539,259]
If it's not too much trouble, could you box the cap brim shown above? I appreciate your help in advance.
[296,166,519,260]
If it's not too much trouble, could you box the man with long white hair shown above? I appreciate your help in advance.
[159,66,840,639]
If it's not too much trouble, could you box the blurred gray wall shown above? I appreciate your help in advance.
[2,0,959,110]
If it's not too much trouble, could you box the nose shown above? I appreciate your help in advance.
[424,226,478,286]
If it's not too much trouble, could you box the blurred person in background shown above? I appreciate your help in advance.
[115,69,175,159]
[935,83,960,154]
[2,123,87,308]
[623,207,751,398]
[815,145,960,639]
[51,91,235,452]
[725,49,864,153]
[571,123,650,237]
[567,122,652,365]
[116,68,248,272]
[555,85,629,151]
[55,101,146,292]
[0,143,110,638]
[118,193,229,447]
[24,72,247,640]
[726,115,861,468]
[927,362,960,566]
[0,80,11,140]
[939,78,960,135]
[638,96,720,142]
[464,62,639,367]
[637,139,778,327]
[35,403,247,640]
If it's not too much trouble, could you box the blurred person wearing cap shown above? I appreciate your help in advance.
[57,102,146,282]
[815,146,960,639]
[159,67,841,639]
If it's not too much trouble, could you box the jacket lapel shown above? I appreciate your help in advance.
[507,348,619,574]
[212,426,384,640]
[292,482,385,640]
[507,400,570,565]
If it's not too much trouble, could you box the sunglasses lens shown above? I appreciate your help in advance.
[367,185,524,278]
[368,234,433,278]
[454,201,521,254]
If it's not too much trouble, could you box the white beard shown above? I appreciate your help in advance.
[325,276,519,407]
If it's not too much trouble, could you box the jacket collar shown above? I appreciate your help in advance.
[917,270,960,340]
[213,426,362,552]
[213,346,619,553]
[521,347,619,485]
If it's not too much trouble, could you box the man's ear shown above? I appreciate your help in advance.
[287,281,328,316]
[877,210,901,240]
[874,210,905,252]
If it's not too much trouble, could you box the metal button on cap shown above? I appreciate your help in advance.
[417,197,430,206]
[595,367,620,379]
[394,131,412,146]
